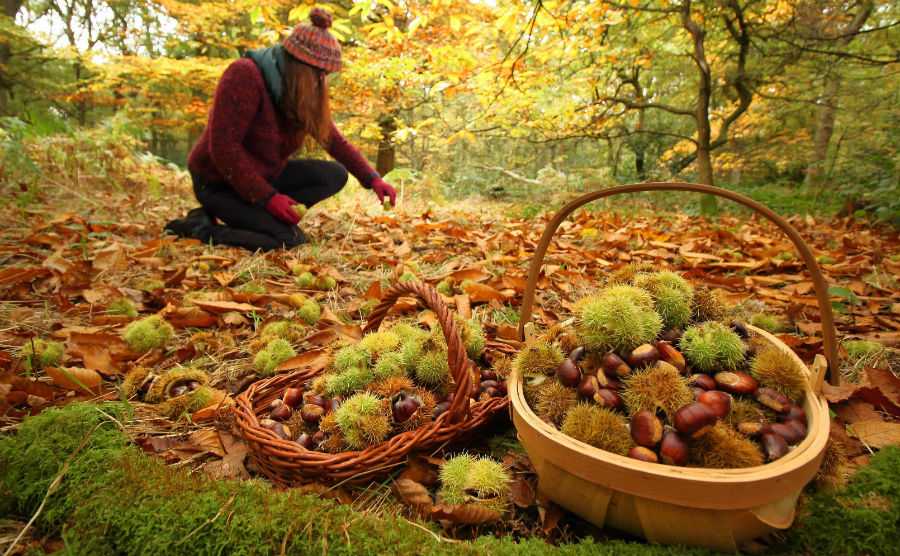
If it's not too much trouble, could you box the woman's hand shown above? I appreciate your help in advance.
[371,177,397,206]
[265,193,301,225]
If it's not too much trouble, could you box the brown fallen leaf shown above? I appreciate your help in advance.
[166,306,217,328]
[450,267,491,283]
[275,349,331,373]
[398,455,440,486]
[462,282,505,304]
[848,420,900,448]
[536,492,564,534]
[508,477,536,509]
[836,400,883,424]
[192,299,263,314]
[45,366,101,393]
[393,478,433,515]
[431,503,502,525]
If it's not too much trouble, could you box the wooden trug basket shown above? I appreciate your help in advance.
[234,281,508,485]
[509,183,836,552]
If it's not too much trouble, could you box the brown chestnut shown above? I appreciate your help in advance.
[300,403,324,425]
[270,403,293,422]
[756,387,791,413]
[731,321,750,339]
[655,341,686,373]
[556,358,582,387]
[260,418,291,440]
[628,446,659,463]
[594,388,623,410]
[569,346,587,362]
[432,401,451,419]
[577,375,601,400]
[480,369,498,381]
[187,380,201,391]
[169,384,189,397]
[714,371,758,395]
[630,411,663,447]
[480,379,500,391]
[689,374,716,390]
[295,433,315,450]
[785,420,808,443]
[761,432,789,461]
[673,402,717,438]
[764,421,806,445]
[312,430,325,444]
[691,387,706,400]
[392,392,422,424]
[303,392,328,409]
[737,421,764,436]
[601,352,632,378]
[697,390,732,419]
[660,328,683,343]
[604,376,621,390]
[659,430,688,466]
[282,387,304,409]
[779,405,807,425]
[627,343,660,369]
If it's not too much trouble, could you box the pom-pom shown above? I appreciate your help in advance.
[534,379,578,426]
[18,338,64,371]
[123,315,174,353]
[335,393,391,449]
[621,361,693,421]
[512,340,564,378]
[309,7,332,29]
[688,423,764,469]
[575,286,662,354]
[680,321,746,373]
[750,346,806,401]
[560,403,633,455]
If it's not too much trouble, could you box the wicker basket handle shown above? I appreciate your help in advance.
[517,182,839,387]
[364,280,472,423]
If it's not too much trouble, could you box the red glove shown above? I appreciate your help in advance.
[265,193,300,225]
[371,177,397,206]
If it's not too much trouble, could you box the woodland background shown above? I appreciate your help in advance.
[1,0,898,221]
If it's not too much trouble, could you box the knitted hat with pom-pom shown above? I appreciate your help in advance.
[283,8,341,73]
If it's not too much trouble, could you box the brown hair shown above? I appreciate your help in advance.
[281,56,331,149]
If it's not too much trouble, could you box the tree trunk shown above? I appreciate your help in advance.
[805,74,841,188]
[0,0,24,116]
[376,115,396,176]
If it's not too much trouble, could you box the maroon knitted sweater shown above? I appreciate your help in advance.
[187,58,379,204]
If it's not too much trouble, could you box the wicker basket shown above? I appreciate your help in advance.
[509,183,837,552]
[234,281,508,485]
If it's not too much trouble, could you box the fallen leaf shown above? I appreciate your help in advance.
[836,400,882,424]
[462,282,506,304]
[44,366,101,393]
[393,479,433,515]
[166,306,217,328]
[848,420,900,448]
[450,267,491,283]
[431,503,502,525]
[509,477,536,508]
[399,455,440,486]
[192,300,263,314]
[275,349,331,372]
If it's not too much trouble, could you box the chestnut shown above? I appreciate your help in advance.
[282,387,304,409]
[601,352,632,378]
[764,422,806,445]
[655,341,686,373]
[300,403,324,425]
[631,411,663,447]
[627,344,660,369]
[569,346,587,362]
[779,405,807,425]
[714,371,758,395]
[328,397,343,413]
[260,418,291,440]
[689,374,716,391]
[673,402,717,438]
[169,384,189,398]
[697,390,732,419]
[761,432,789,461]
[785,420,808,443]
[303,392,328,409]
[659,430,688,466]
[270,403,293,422]
[756,388,791,413]
[480,379,500,391]
[730,321,750,339]
[187,380,201,391]
[594,388,623,410]
[480,369,498,381]
[392,392,422,424]
[628,446,659,463]
[604,376,621,390]
[295,433,315,450]
[660,328,683,343]
[577,375,601,400]
[432,401,451,419]
[737,422,764,436]
[312,430,325,444]
[269,398,284,410]
[691,387,706,400]
[556,358,582,388]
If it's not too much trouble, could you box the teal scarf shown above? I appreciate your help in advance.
[245,45,286,105]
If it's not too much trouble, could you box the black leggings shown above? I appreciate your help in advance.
[193,159,348,251]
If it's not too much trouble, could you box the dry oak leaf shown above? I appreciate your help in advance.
[45,366,102,393]
[509,477,536,509]
[461,282,506,304]
[848,420,900,449]
[393,479,434,515]
[431,503,502,525]
[275,349,331,373]
[192,300,263,314]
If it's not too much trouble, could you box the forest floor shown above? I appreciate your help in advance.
[1,171,899,555]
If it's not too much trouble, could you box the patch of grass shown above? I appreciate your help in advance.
[779,446,900,556]
[0,403,716,556]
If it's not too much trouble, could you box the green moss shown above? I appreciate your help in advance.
[575,286,663,354]
[297,298,321,325]
[334,393,391,449]
[844,340,886,361]
[679,321,746,373]
[253,339,296,376]
[18,338,64,371]
[106,298,137,318]
[122,315,174,353]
